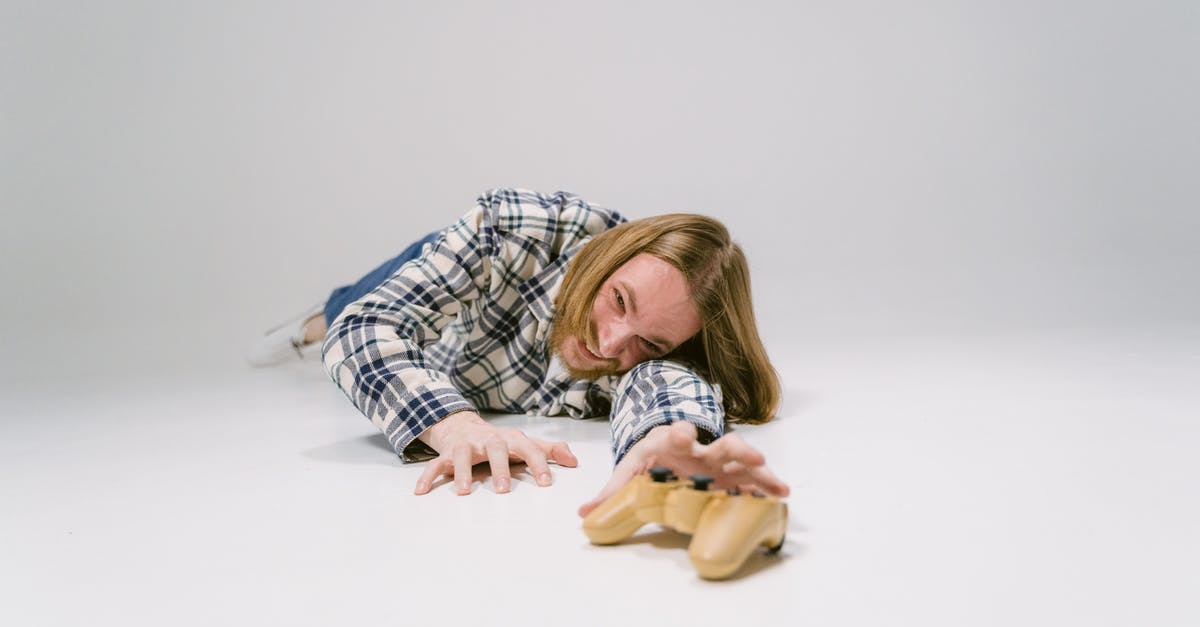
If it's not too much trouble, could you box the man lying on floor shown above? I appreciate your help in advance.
[250,187,789,515]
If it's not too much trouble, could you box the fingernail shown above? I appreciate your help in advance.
[496,479,509,492]
[539,473,551,486]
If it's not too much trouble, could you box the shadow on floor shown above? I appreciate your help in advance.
[586,528,804,581]
[300,433,400,466]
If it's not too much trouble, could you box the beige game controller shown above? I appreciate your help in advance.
[582,466,787,580]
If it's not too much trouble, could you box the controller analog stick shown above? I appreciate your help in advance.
[689,475,714,491]
[649,466,675,482]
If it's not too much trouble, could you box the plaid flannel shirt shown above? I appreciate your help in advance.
[321,187,724,464]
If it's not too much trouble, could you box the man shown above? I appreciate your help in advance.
[261,187,788,516]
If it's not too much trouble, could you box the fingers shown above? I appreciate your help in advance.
[666,424,785,497]
[662,423,767,480]
[414,457,452,495]
[578,462,638,518]
[414,428,578,496]
[512,439,552,486]
[453,444,473,495]
[744,462,790,497]
[486,437,512,493]
[577,494,604,519]
[667,421,700,454]
[530,438,578,468]
[705,433,765,468]
[546,441,579,468]
[720,460,790,498]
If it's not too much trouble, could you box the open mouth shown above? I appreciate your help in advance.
[580,340,604,362]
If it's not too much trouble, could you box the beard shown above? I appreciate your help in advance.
[547,314,624,381]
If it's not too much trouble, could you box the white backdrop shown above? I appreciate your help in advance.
[2,0,1196,382]
[3,4,1199,626]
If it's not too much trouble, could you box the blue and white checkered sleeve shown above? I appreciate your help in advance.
[608,360,725,465]
[321,206,492,462]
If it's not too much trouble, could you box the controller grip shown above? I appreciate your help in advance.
[582,479,648,545]
[689,499,787,580]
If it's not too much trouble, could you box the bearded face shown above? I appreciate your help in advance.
[548,254,701,381]
[548,312,626,380]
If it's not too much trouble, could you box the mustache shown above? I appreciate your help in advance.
[585,320,618,367]
[547,312,624,379]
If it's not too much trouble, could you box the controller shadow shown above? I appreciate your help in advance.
[611,529,805,581]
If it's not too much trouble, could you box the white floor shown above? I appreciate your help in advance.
[2,324,1197,626]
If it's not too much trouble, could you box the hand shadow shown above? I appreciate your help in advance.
[422,461,550,494]
[300,433,401,466]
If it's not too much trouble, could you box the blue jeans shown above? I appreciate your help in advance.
[323,231,443,326]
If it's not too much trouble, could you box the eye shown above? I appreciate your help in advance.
[641,338,660,355]
[613,289,625,312]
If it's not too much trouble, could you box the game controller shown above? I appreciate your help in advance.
[582,466,787,580]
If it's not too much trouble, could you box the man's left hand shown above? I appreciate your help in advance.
[578,421,790,518]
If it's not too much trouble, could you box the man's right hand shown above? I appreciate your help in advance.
[414,410,578,496]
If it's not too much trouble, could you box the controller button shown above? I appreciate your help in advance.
[751,491,766,498]
[689,475,714,491]
[649,466,675,483]
[726,488,741,496]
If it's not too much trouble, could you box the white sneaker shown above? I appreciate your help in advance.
[245,301,325,367]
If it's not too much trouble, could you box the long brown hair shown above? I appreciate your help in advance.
[553,214,780,423]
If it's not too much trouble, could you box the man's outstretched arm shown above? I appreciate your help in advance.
[580,360,788,516]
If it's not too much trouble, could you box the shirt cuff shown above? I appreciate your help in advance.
[609,359,725,465]
[383,385,477,463]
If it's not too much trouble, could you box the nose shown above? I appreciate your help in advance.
[597,320,633,359]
